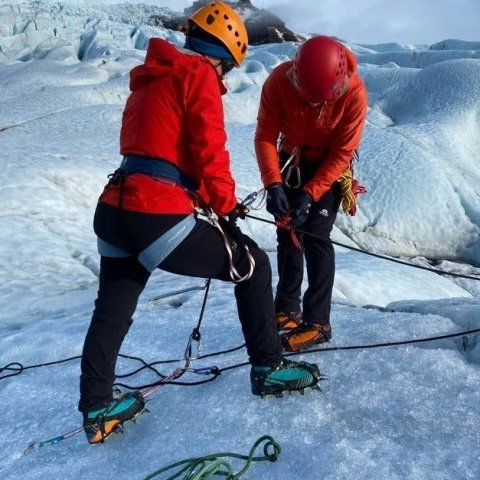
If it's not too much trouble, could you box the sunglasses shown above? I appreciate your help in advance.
[221,59,236,76]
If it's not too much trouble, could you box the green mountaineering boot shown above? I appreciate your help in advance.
[83,390,145,444]
[250,357,322,397]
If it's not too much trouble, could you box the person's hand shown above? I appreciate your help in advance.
[232,202,249,220]
[291,192,313,227]
[266,183,289,220]
[219,207,246,249]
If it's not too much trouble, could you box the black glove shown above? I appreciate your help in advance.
[219,207,246,249]
[266,184,289,220]
[291,192,313,227]
[232,202,249,220]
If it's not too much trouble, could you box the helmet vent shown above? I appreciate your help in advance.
[234,31,239,37]
[214,9,220,14]
[224,14,229,19]
[206,14,215,24]
[241,44,247,54]
[227,24,233,30]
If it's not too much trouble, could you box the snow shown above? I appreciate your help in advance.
[0,1,479,479]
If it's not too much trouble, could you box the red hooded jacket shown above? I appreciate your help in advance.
[100,38,237,216]
[255,47,368,201]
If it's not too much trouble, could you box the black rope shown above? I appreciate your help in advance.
[114,343,247,380]
[2,327,479,387]
[115,353,167,380]
[219,327,480,374]
[0,343,247,382]
[111,327,480,389]
[286,327,480,355]
[115,370,221,391]
[116,325,480,389]
[245,214,480,281]
[0,356,81,380]
[3,327,479,385]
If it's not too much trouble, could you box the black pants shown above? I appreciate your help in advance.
[79,203,282,412]
[275,184,342,325]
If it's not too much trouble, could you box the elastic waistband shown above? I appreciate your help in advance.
[121,155,198,192]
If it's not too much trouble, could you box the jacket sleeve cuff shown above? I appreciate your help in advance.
[303,185,324,203]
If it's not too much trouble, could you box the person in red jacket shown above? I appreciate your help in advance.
[255,35,368,353]
[79,2,320,444]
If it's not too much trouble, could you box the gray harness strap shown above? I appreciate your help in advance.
[139,215,195,272]
[97,238,130,258]
[97,214,196,272]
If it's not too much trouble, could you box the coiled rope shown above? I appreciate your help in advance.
[143,435,281,480]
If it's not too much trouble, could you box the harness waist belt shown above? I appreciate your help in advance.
[121,155,198,192]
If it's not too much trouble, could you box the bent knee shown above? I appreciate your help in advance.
[251,246,272,273]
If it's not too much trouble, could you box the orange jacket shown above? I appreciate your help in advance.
[101,38,237,216]
[255,48,368,201]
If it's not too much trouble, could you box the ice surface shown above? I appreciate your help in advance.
[0,2,479,479]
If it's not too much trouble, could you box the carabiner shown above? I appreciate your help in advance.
[284,165,302,189]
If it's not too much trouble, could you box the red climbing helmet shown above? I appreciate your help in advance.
[293,35,348,103]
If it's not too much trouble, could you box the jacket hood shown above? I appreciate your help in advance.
[129,38,226,94]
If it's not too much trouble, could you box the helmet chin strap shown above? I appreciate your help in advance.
[204,55,224,76]
[204,56,236,77]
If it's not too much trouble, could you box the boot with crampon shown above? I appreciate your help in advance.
[275,311,302,331]
[83,390,145,444]
[281,322,332,352]
[250,357,322,397]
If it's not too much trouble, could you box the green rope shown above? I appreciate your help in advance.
[143,435,281,480]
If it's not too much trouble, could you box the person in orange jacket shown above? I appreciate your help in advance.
[79,2,320,444]
[255,35,368,352]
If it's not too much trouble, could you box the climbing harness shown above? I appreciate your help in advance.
[238,143,306,212]
[99,154,257,279]
[99,155,200,271]
[98,215,196,273]
[120,155,198,191]
[278,135,367,215]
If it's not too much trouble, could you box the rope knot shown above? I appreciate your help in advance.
[275,214,302,251]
